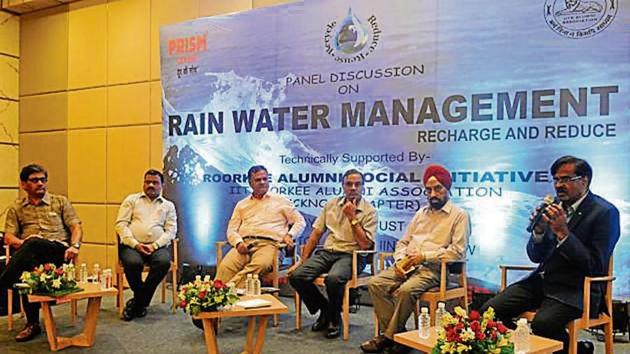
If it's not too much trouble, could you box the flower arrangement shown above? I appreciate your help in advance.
[18,263,80,296]
[432,306,514,354]
[178,275,239,316]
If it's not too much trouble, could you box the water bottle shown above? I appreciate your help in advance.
[92,263,101,283]
[79,263,88,283]
[435,302,446,329]
[246,274,253,295]
[418,307,431,339]
[253,274,261,296]
[513,318,531,354]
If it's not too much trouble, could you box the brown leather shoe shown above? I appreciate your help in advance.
[15,323,41,342]
[361,335,393,353]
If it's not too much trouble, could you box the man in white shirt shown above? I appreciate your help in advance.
[216,165,305,288]
[361,165,470,354]
[115,169,177,321]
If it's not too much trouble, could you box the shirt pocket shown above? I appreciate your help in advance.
[43,210,64,232]
[153,206,168,224]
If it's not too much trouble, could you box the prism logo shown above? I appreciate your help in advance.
[167,32,208,56]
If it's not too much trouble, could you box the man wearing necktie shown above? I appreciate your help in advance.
[481,155,620,353]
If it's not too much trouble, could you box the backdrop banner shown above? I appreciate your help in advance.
[160,0,628,296]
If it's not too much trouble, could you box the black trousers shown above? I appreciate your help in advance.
[119,245,171,308]
[289,249,364,324]
[0,238,67,324]
[480,274,582,354]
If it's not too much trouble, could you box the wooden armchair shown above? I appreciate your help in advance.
[115,238,179,316]
[215,240,296,326]
[294,247,376,341]
[500,258,615,354]
[374,252,468,335]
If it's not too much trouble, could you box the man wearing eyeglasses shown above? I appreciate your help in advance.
[361,164,470,354]
[289,168,377,339]
[0,164,83,342]
[481,155,620,354]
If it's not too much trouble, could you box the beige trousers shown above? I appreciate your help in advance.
[368,265,439,339]
[215,239,278,288]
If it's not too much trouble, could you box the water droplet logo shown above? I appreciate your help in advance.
[333,8,369,55]
[323,8,381,63]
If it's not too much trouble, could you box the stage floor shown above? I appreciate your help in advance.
[1,289,628,353]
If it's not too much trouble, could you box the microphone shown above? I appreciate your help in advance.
[526,194,556,233]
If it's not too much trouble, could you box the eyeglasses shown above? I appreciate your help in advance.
[423,185,444,195]
[551,175,583,184]
[27,177,47,184]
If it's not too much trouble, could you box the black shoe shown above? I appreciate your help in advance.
[15,323,41,342]
[122,298,137,321]
[383,344,410,354]
[125,298,136,308]
[577,340,594,354]
[325,322,341,339]
[311,312,329,332]
[135,306,148,318]
[361,335,393,353]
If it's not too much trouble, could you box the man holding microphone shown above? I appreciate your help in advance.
[481,155,620,353]
[289,168,377,339]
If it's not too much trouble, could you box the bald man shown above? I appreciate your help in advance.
[361,164,471,354]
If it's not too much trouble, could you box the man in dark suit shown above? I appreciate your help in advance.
[481,155,620,353]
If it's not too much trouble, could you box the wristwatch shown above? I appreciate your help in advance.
[72,242,81,249]
[350,218,359,226]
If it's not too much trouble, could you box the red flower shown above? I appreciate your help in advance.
[475,331,486,340]
[179,300,187,308]
[497,323,508,334]
[470,320,481,333]
[486,320,496,328]
[213,279,225,289]
[44,264,53,272]
[198,291,207,300]
[446,328,460,342]
[469,310,481,321]
[55,268,64,276]
[491,330,498,340]
[455,322,464,330]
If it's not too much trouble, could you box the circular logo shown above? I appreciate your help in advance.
[324,8,381,63]
[544,0,617,38]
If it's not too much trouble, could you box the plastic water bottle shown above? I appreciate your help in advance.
[92,263,101,283]
[435,302,446,329]
[513,318,531,354]
[253,274,261,296]
[79,263,88,283]
[419,307,431,339]
[246,274,253,295]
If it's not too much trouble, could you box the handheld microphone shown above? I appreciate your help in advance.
[526,194,556,233]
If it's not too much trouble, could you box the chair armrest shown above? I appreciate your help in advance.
[499,265,536,291]
[499,265,537,271]
[354,249,377,276]
[171,238,179,265]
[585,275,615,283]
[437,259,468,295]
[378,252,394,272]
[581,275,616,321]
